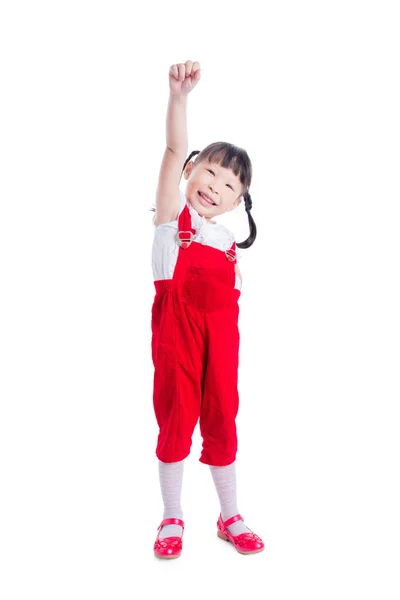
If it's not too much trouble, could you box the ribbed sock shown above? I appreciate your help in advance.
[209,462,250,536]
[157,459,184,539]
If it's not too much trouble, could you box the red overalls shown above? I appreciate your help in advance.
[151,203,241,466]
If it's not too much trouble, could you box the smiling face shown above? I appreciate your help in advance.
[183,158,244,220]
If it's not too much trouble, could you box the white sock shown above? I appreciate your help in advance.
[157,459,184,539]
[209,462,250,536]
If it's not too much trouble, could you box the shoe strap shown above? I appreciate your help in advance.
[222,514,243,528]
[157,518,184,531]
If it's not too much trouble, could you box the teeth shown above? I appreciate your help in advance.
[199,192,213,204]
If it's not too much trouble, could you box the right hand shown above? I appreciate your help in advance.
[169,60,201,97]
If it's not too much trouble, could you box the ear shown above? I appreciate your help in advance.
[183,160,194,180]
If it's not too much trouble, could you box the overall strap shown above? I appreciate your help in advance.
[177,204,237,263]
[177,204,196,249]
[225,241,237,262]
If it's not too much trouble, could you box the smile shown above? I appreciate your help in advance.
[198,191,216,206]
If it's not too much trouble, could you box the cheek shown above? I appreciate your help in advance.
[220,200,230,210]
[187,184,201,203]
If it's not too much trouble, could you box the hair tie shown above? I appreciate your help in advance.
[244,192,252,212]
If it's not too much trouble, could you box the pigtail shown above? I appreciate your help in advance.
[236,192,257,249]
[181,150,200,177]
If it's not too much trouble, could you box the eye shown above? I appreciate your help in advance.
[207,169,234,191]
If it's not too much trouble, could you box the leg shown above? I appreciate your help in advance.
[152,292,205,462]
[157,459,184,538]
[199,302,240,466]
[209,462,250,535]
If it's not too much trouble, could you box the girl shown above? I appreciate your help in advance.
[150,60,264,559]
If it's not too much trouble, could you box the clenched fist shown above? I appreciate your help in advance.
[169,60,201,97]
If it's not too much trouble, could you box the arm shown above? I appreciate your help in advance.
[154,95,187,226]
[235,262,242,285]
[154,61,201,227]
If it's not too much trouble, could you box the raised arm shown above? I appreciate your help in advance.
[154,61,201,226]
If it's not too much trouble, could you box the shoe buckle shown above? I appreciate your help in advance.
[177,230,194,249]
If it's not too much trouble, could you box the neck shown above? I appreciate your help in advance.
[188,202,216,224]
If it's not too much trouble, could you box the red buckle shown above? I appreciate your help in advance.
[177,230,194,249]
[225,249,236,262]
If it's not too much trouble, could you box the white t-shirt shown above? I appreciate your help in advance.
[152,188,242,290]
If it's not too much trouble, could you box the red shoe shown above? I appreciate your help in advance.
[217,514,265,554]
[153,518,184,559]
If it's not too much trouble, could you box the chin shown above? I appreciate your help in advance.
[192,198,206,215]
[194,195,214,215]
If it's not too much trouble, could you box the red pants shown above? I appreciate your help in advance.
[151,205,241,466]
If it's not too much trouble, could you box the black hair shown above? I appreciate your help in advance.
[150,141,257,249]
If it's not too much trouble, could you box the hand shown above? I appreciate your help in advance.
[169,60,201,97]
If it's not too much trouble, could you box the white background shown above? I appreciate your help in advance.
[1,1,399,598]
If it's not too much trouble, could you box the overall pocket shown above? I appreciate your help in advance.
[181,265,236,312]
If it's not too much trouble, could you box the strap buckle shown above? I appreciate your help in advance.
[177,230,194,249]
[225,248,236,262]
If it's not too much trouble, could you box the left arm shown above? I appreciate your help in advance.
[235,262,242,285]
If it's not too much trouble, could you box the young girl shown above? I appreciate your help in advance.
[150,60,264,559]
